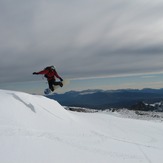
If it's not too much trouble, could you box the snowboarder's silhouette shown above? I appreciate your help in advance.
[33,66,63,92]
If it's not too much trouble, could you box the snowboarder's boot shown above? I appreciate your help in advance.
[59,82,63,87]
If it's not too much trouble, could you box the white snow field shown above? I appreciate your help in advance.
[0,89,163,163]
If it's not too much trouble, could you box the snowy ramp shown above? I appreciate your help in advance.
[0,89,163,163]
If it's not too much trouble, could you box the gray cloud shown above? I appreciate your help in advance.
[1,0,163,82]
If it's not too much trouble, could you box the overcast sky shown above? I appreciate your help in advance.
[1,0,163,83]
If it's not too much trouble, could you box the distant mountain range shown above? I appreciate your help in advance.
[46,88,163,110]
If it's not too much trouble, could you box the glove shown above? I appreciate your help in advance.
[33,72,38,75]
[60,78,63,81]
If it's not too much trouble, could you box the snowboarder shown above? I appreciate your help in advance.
[33,66,63,92]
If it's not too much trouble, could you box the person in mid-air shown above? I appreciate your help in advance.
[33,66,63,92]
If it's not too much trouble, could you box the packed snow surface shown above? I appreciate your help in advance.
[0,89,163,163]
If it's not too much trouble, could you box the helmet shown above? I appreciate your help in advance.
[44,65,56,71]
[50,65,56,70]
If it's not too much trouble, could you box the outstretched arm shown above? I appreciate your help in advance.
[33,69,49,75]
[54,70,63,81]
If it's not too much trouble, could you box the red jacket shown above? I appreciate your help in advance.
[37,69,62,81]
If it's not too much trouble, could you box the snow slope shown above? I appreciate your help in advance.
[0,89,163,163]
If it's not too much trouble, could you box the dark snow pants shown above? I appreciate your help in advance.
[48,79,62,91]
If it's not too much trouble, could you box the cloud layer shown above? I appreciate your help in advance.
[1,0,163,82]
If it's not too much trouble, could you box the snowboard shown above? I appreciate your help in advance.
[44,79,69,95]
